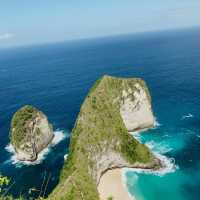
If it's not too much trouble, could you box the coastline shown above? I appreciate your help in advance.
[98,169,135,200]
[97,123,163,200]
[97,127,151,200]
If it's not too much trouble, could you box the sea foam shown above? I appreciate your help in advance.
[153,117,162,128]
[145,140,173,154]
[5,130,67,167]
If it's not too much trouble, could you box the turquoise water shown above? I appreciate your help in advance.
[125,116,200,200]
[0,27,200,199]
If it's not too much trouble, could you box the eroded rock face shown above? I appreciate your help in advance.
[120,83,154,131]
[10,105,54,161]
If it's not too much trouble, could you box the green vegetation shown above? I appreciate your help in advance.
[10,105,38,148]
[0,172,51,200]
[0,176,10,188]
[0,175,16,200]
[48,75,159,200]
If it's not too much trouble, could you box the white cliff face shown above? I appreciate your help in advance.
[120,83,154,131]
[15,112,54,161]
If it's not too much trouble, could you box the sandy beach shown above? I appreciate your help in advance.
[98,169,135,200]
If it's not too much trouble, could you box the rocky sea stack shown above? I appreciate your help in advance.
[49,75,161,200]
[10,105,54,162]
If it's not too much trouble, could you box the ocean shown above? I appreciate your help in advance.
[0,27,200,200]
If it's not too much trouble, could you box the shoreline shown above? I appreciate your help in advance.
[97,127,155,200]
[98,168,135,200]
[97,125,159,200]
[97,146,176,200]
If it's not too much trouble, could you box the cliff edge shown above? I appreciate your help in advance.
[49,75,160,200]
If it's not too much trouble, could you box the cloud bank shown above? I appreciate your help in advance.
[0,33,15,40]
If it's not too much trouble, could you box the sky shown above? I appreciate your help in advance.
[0,0,200,48]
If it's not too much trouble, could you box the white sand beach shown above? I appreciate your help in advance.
[98,169,135,200]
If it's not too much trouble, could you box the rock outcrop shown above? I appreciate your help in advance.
[120,82,154,131]
[10,105,54,161]
[49,75,160,200]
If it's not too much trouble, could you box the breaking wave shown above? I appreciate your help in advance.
[5,130,67,167]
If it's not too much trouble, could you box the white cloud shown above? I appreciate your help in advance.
[0,33,15,40]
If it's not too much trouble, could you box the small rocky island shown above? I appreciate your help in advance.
[48,75,161,200]
[10,105,54,161]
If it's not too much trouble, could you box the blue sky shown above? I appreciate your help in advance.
[0,0,200,48]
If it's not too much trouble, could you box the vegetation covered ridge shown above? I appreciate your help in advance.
[48,75,160,200]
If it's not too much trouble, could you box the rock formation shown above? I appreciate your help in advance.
[120,82,154,131]
[10,105,54,161]
[48,75,160,200]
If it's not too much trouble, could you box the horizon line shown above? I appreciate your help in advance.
[1,25,200,51]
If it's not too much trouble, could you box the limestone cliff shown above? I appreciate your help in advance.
[48,75,160,200]
[10,105,54,161]
[120,82,154,131]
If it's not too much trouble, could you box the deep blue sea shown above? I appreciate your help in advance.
[0,27,200,200]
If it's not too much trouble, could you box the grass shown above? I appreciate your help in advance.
[10,105,38,148]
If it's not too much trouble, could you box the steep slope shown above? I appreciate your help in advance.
[10,105,54,161]
[49,75,160,200]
